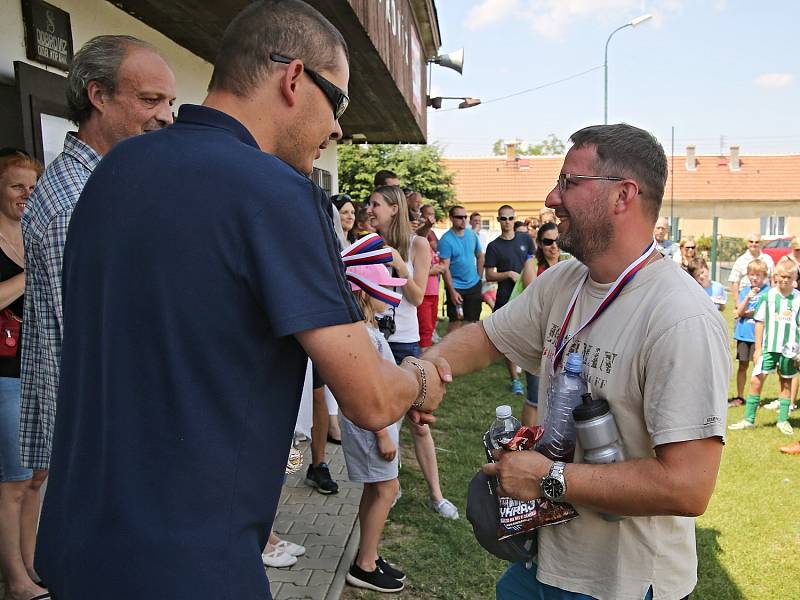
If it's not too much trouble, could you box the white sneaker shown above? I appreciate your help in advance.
[429,498,459,520]
[728,419,755,430]
[274,539,306,557]
[262,546,298,568]
[777,421,794,436]
[764,400,781,411]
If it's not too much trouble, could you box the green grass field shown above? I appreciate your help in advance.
[343,303,799,600]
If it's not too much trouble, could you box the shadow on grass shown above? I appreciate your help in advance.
[694,527,744,600]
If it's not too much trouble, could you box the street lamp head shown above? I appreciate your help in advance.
[630,14,653,27]
[458,97,481,109]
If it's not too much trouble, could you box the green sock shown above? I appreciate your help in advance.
[745,395,760,423]
[778,398,791,422]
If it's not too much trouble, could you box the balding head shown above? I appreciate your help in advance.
[654,217,670,242]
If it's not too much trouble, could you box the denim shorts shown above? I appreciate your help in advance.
[0,376,32,482]
[497,562,665,600]
[388,341,421,365]
[524,372,539,407]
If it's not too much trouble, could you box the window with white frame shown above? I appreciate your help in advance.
[760,215,785,237]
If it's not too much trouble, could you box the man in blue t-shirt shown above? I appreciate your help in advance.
[438,205,484,333]
[35,3,446,599]
[485,204,533,395]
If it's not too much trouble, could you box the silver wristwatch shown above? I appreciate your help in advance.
[541,461,567,502]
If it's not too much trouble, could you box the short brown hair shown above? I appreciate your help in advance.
[569,123,668,222]
[209,0,348,97]
[686,257,708,279]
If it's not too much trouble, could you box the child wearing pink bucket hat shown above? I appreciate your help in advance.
[339,235,409,593]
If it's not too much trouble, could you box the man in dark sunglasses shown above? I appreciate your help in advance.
[37,2,447,599]
[484,204,533,395]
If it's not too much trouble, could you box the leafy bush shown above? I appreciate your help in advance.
[695,235,745,262]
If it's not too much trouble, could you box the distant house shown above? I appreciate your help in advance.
[441,142,800,239]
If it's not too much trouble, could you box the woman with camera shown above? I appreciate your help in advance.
[366,186,459,519]
[0,149,47,600]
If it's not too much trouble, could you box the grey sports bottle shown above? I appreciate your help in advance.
[573,392,626,521]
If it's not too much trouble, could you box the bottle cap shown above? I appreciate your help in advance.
[495,405,512,419]
[572,392,611,421]
[564,352,583,374]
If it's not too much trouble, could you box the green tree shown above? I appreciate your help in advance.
[491,133,565,156]
[337,144,455,217]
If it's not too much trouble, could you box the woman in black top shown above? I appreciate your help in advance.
[0,149,48,600]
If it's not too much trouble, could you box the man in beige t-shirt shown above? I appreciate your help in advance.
[425,124,730,600]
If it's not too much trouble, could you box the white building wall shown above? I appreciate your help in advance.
[0,0,213,106]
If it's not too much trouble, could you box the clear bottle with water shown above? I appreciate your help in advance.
[536,352,587,462]
[488,405,521,451]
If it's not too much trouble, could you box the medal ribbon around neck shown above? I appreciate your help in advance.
[341,233,403,307]
[550,239,657,376]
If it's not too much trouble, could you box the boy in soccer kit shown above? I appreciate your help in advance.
[729,259,770,407]
[729,260,799,435]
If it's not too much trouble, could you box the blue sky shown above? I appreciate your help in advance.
[427,1,799,157]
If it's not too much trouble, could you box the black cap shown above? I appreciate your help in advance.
[572,392,610,421]
[466,470,537,563]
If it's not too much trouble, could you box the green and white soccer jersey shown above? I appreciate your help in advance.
[754,288,800,352]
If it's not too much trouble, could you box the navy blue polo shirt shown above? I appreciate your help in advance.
[37,105,361,599]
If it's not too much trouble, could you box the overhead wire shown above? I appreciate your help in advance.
[431,64,604,113]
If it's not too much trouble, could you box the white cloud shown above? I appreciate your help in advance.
[754,73,794,88]
[465,0,521,30]
[465,0,685,37]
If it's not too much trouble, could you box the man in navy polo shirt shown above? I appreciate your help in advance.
[485,204,533,395]
[35,2,446,599]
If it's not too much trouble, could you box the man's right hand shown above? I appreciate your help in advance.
[507,271,520,282]
[405,356,451,424]
[450,291,463,305]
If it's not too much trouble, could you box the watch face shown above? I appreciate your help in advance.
[543,478,564,499]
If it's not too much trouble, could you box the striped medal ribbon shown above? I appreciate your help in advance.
[549,239,657,377]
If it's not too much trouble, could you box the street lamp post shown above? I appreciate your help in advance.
[604,14,652,124]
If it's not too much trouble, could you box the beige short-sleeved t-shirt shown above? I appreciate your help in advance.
[483,257,731,600]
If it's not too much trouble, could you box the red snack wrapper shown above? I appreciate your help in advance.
[484,426,578,540]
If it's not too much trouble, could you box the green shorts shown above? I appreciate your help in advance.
[755,351,798,378]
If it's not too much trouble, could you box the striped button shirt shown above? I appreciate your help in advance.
[754,288,800,353]
[19,132,101,470]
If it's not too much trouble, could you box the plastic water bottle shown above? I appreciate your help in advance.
[535,352,586,462]
[488,405,521,451]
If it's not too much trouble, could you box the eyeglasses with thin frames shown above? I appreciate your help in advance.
[269,54,350,120]
[557,173,630,194]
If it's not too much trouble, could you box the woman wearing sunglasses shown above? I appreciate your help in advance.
[516,222,562,426]
[677,237,697,271]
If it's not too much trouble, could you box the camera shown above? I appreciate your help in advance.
[376,314,396,339]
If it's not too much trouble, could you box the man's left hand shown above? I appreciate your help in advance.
[482,450,553,500]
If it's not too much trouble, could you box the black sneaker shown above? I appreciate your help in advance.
[346,563,404,593]
[376,556,405,581]
[305,462,339,494]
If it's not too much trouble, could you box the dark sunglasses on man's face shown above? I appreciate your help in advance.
[497,216,515,222]
[540,238,559,247]
[270,54,350,120]
[452,214,467,220]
